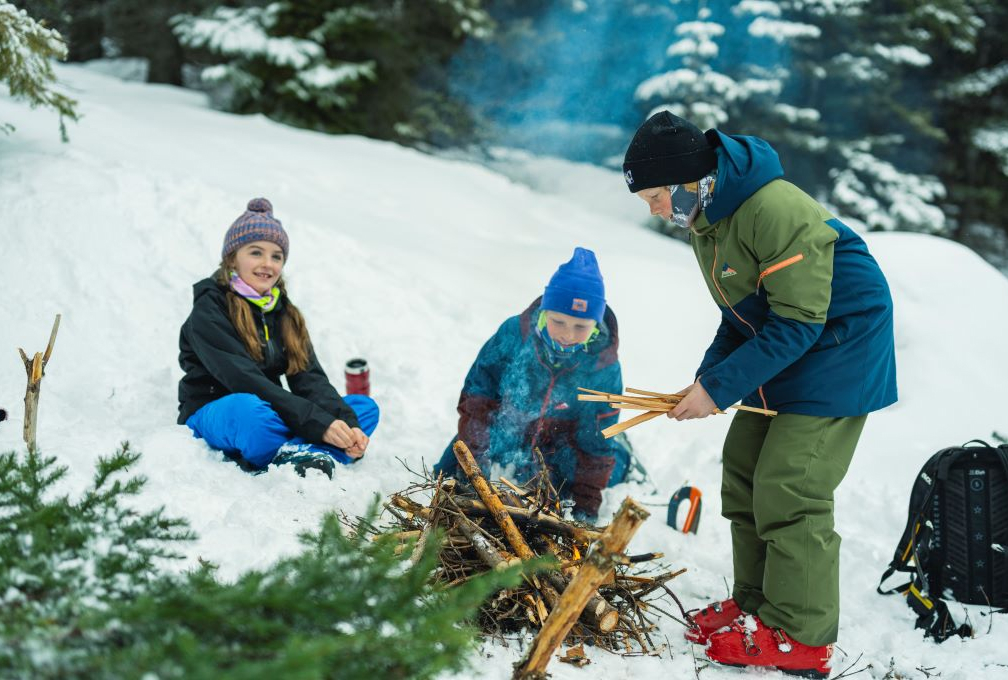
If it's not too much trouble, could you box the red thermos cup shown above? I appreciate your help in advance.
[345,358,370,396]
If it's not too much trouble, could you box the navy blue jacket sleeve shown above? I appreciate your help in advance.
[699,311,822,409]
[695,316,748,379]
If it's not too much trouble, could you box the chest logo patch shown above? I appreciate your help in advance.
[721,263,737,278]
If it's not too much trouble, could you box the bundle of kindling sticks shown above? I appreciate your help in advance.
[370,441,690,675]
[577,387,777,438]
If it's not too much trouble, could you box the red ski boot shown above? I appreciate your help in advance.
[684,598,742,644]
[705,614,833,679]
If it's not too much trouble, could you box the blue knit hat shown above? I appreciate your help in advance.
[222,198,289,260]
[542,247,606,322]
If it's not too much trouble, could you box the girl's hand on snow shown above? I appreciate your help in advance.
[324,419,366,457]
[344,428,369,459]
[668,380,717,420]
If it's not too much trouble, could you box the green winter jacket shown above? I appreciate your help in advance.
[690,132,897,417]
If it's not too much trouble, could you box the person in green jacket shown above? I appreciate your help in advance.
[623,111,897,679]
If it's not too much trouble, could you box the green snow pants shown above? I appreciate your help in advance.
[721,410,867,646]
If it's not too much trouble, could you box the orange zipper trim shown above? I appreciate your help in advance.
[757,253,804,291]
[709,242,769,412]
[711,243,758,336]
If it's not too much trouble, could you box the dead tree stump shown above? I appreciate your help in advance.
[18,314,61,453]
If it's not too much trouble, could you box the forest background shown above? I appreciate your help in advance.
[9,0,1008,275]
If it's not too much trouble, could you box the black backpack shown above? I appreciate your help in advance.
[877,440,1008,642]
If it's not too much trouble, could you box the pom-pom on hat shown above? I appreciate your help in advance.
[542,247,606,323]
[622,110,718,192]
[222,198,289,260]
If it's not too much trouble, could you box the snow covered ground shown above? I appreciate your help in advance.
[2,67,1007,678]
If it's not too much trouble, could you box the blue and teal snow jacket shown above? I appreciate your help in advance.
[436,297,624,515]
[690,131,897,416]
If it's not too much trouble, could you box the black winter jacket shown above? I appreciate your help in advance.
[177,277,359,441]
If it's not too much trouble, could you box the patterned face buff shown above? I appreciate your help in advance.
[229,271,281,312]
[670,168,717,229]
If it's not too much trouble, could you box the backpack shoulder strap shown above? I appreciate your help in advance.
[996,445,1008,482]
[877,447,959,595]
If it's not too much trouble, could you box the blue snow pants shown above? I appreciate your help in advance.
[186,393,379,468]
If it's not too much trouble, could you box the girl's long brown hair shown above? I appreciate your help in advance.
[215,260,312,375]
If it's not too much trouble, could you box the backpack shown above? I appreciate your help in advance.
[877,440,1008,642]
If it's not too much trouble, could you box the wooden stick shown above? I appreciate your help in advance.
[732,404,778,416]
[576,393,623,402]
[607,386,778,417]
[498,476,525,495]
[611,403,671,411]
[18,314,61,453]
[453,440,560,617]
[42,314,61,366]
[614,401,777,417]
[575,386,611,396]
[625,387,680,398]
[514,498,650,679]
[536,536,620,633]
[601,410,665,438]
[578,393,679,408]
[390,494,603,542]
[373,529,422,542]
[617,568,687,584]
[454,440,535,560]
[410,478,455,565]
[450,505,515,571]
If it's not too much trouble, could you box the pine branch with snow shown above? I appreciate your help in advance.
[0,444,524,678]
[0,0,79,140]
[0,443,194,676]
[93,506,525,680]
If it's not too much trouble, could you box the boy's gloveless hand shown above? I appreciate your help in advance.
[323,419,369,458]
[668,380,718,420]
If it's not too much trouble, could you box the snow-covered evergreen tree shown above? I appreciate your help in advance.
[634,4,734,131]
[729,0,823,153]
[779,0,951,233]
[173,0,491,146]
[0,0,78,140]
[628,0,956,234]
[929,0,1008,266]
[0,444,527,678]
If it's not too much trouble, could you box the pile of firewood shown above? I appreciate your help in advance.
[369,440,690,677]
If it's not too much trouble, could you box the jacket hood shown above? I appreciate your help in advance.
[518,296,619,369]
[703,131,784,225]
[193,276,223,302]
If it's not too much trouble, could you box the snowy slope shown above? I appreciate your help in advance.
[2,67,1007,679]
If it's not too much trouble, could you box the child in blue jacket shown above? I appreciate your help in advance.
[434,247,627,521]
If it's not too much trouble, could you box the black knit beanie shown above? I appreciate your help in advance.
[622,111,718,192]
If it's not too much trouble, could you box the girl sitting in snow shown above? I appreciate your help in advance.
[433,247,630,523]
[177,198,378,478]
